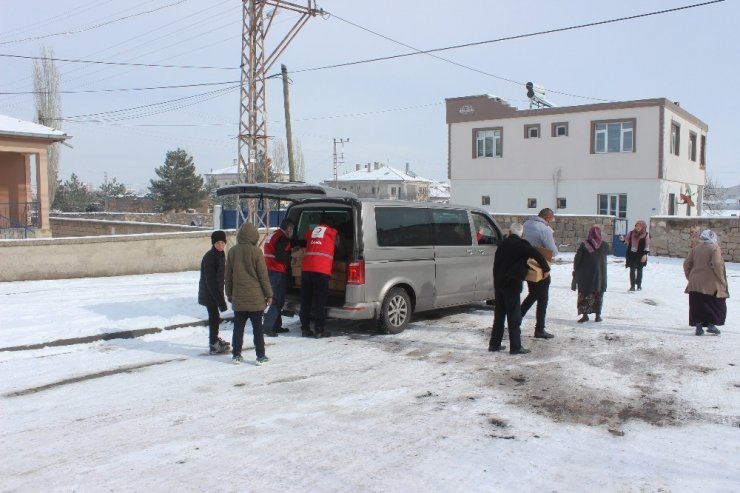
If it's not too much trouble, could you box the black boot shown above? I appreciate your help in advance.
[534,329,554,339]
[594,314,603,322]
[578,314,589,323]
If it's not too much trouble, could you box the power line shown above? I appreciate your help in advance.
[0,81,240,95]
[0,53,236,70]
[0,0,191,45]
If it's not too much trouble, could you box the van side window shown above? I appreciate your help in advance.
[431,209,472,246]
[375,207,432,246]
[472,212,502,245]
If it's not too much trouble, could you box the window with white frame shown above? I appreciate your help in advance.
[689,131,697,162]
[481,195,490,206]
[552,122,568,137]
[670,122,680,156]
[474,128,503,158]
[390,186,397,196]
[593,120,634,153]
[524,124,540,139]
[597,193,627,218]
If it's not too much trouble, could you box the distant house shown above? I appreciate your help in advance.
[0,114,69,237]
[204,161,290,188]
[324,162,449,202]
[445,95,708,228]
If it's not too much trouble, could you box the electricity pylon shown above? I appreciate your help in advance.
[238,0,321,228]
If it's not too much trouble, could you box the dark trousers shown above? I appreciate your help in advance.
[520,275,551,330]
[263,270,288,331]
[629,266,643,288]
[490,285,523,352]
[299,271,330,333]
[232,310,265,359]
[206,305,221,345]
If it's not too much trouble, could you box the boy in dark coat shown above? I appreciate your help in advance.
[198,230,230,354]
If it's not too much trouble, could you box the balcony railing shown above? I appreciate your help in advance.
[0,202,39,234]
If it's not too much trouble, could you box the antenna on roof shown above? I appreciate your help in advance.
[526,82,556,109]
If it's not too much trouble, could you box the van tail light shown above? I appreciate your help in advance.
[346,260,365,285]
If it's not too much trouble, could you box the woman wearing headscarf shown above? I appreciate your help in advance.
[621,220,650,291]
[572,225,610,323]
[683,229,729,336]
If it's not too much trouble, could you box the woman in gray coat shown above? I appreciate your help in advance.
[572,225,609,323]
[684,229,729,336]
[225,222,273,364]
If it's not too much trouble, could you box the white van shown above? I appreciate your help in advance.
[217,183,502,333]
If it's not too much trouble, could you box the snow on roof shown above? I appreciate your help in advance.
[429,181,450,198]
[0,114,68,141]
[205,164,239,175]
[337,164,434,183]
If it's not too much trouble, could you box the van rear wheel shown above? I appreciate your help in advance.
[378,287,411,334]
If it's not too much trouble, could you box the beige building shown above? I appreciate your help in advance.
[445,95,708,228]
[0,114,68,238]
[324,162,449,202]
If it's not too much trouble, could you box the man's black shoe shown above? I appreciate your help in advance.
[275,327,290,333]
[488,345,506,352]
[314,331,332,339]
[263,330,278,337]
[301,330,314,338]
[534,330,554,339]
[510,348,531,355]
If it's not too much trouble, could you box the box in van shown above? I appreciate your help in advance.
[217,183,502,333]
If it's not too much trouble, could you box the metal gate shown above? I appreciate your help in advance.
[612,219,628,257]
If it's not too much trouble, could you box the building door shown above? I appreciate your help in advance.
[612,219,628,257]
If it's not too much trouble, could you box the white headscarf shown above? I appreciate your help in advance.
[699,229,718,244]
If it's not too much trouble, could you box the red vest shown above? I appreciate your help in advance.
[302,224,337,275]
[263,228,291,273]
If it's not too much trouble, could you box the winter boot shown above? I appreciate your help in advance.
[706,325,721,335]
[578,314,589,323]
[695,324,704,336]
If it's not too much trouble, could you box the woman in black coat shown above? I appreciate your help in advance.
[621,219,650,291]
[572,225,609,323]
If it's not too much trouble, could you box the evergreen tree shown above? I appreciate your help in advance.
[148,148,204,212]
[52,173,96,212]
[98,177,127,197]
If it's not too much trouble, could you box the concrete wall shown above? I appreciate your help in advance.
[50,217,203,237]
[51,211,213,227]
[649,216,739,261]
[0,230,242,282]
[492,214,615,253]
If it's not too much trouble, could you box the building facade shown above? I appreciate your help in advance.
[324,162,449,202]
[446,95,708,228]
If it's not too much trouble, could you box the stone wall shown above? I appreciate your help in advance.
[51,211,213,227]
[649,216,739,262]
[492,214,615,253]
[50,217,204,237]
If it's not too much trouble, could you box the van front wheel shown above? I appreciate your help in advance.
[378,287,411,334]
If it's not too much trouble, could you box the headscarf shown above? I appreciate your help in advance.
[582,225,603,253]
[627,220,650,253]
[699,229,718,244]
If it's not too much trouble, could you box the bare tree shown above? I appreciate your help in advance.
[271,139,287,179]
[33,46,62,206]
[702,174,726,216]
[293,138,305,181]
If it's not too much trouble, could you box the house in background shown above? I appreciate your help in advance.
[445,95,708,229]
[324,162,449,202]
[204,160,290,188]
[0,114,69,238]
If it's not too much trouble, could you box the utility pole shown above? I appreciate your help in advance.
[237,0,321,228]
[281,64,295,181]
[332,138,349,188]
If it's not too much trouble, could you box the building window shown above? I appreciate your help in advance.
[527,198,537,209]
[390,187,397,196]
[700,135,706,169]
[524,124,540,139]
[668,193,676,215]
[592,119,635,153]
[670,122,680,156]
[597,193,627,218]
[481,195,490,206]
[473,127,503,158]
[552,122,568,137]
[688,132,697,162]
[557,197,567,209]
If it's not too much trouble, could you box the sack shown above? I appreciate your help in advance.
[525,258,546,283]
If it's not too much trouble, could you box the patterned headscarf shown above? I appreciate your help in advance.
[627,220,650,253]
[582,225,603,253]
[699,229,718,244]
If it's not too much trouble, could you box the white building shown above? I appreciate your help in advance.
[446,95,708,228]
[204,161,290,188]
[324,162,449,202]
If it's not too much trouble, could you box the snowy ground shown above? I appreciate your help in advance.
[1,254,739,492]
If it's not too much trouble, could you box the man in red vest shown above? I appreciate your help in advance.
[300,217,338,338]
[263,219,294,337]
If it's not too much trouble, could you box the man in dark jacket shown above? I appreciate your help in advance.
[198,230,230,354]
[489,223,551,355]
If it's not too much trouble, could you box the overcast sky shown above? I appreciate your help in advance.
[1,0,738,192]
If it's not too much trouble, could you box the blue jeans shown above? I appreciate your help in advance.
[263,270,288,331]
[232,310,265,359]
